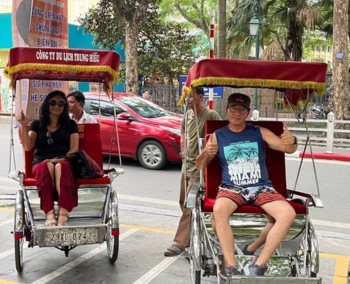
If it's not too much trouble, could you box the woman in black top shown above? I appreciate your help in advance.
[17,90,79,226]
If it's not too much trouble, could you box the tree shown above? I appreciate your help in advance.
[79,0,157,95]
[79,1,197,90]
[227,0,322,61]
[329,0,349,121]
[217,0,226,58]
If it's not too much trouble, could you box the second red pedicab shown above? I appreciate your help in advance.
[5,47,123,272]
[180,58,327,283]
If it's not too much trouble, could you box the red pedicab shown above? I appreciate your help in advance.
[4,47,123,272]
[181,58,327,284]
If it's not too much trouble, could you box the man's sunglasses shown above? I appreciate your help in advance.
[46,131,54,145]
[49,100,66,107]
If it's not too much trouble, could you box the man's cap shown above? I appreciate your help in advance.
[227,93,251,110]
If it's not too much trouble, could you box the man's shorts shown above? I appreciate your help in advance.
[216,185,285,207]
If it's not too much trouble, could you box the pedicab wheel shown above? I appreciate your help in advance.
[189,208,201,284]
[14,190,25,273]
[106,228,119,263]
[15,238,24,273]
[138,140,167,170]
[106,190,119,263]
[293,222,318,278]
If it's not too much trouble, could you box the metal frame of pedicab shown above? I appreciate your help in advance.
[180,58,327,284]
[4,47,124,272]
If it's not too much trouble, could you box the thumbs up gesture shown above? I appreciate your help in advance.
[206,134,218,155]
[281,123,295,145]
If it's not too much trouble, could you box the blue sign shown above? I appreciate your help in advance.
[336,53,344,59]
[178,75,223,98]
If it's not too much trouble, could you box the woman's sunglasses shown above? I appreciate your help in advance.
[49,100,66,107]
[46,131,54,145]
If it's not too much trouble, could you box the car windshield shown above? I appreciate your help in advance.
[118,97,170,118]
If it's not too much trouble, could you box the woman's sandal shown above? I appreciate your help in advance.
[45,211,57,227]
[57,212,69,226]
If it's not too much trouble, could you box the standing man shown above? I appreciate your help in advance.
[164,86,221,256]
[196,93,297,276]
[67,91,97,124]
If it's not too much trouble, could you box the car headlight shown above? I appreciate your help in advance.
[159,126,181,136]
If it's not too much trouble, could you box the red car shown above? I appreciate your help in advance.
[83,93,182,170]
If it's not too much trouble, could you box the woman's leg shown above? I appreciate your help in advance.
[33,161,55,214]
[33,161,56,226]
[55,162,76,225]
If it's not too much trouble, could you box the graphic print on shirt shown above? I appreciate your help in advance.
[224,141,261,185]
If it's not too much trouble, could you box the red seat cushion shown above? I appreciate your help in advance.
[21,123,110,187]
[23,177,110,187]
[203,197,307,214]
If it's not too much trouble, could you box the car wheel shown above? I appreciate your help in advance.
[138,140,167,170]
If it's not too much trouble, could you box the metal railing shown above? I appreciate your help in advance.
[253,112,350,152]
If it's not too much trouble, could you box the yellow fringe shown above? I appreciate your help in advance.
[4,63,119,91]
[178,77,326,106]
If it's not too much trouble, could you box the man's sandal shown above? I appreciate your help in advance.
[164,244,184,257]
[58,212,69,226]
[45,211,57,227]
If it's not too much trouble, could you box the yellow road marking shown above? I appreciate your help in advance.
[0,280,24,284]
[320,253,349,284]
[0,208,14,212]
[120,224,175,235]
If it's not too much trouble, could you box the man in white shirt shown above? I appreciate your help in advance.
[67,91,97,124]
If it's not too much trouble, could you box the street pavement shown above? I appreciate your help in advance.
[0,115,349,284]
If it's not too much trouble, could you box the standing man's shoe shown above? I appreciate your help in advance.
[249,264,268,276]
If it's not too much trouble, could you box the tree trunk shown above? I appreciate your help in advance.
[124,19,139,95]
[332,0,349,121]
[217,0,226,58]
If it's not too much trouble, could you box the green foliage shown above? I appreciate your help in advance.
[79,0,198,83]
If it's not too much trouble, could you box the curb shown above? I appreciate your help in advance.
[286,151,350,162]
[0,112,11,116]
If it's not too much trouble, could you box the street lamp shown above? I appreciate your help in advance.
[249,0,260,113]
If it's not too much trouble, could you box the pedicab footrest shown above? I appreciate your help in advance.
[229,277,321,284]
[35,225,106,247]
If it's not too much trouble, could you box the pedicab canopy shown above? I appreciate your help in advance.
[180,58,327,109]
[4,47,120,92]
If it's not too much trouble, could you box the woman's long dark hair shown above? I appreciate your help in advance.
[39,90,70,127]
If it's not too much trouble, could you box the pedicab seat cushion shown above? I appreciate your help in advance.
[204,120,307,215]
[21,123,111,187]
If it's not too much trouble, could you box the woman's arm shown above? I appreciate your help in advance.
[17,110,36,151]
[67,133,79,155]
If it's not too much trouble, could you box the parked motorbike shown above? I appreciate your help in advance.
[310,104,326,119]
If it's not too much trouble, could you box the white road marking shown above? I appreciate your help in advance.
[132,253,183,284]
[31,229,138,284]
[0,177,18,184]
[312,219,350,229]
[0,249,14,260]
[0,219,13,227]
[118,194,178,206]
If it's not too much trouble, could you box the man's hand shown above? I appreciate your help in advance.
[281,123,295,145]
[206,134,218,155]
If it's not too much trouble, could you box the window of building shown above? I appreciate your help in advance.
[327,46,330,52]
[316,46,319,51]
[322,46,325,52]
